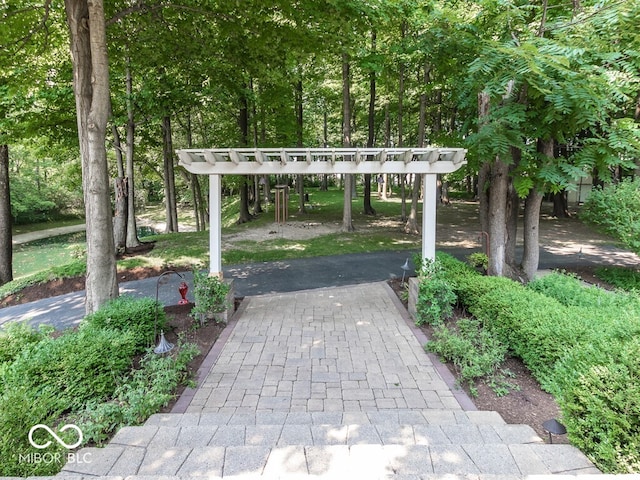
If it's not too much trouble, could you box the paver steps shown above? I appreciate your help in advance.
[55,411,603,479]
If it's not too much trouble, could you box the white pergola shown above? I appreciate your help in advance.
[177,147,467,277]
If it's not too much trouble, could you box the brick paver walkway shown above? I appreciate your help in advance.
[181,282,463,415]
[59,281,603,478]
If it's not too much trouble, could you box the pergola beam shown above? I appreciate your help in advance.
[177,147,467,278]
[178,147,466,175]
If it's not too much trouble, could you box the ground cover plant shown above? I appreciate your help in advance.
[425,254,640,473]
[0,296,198,476]
[594,266,640,291]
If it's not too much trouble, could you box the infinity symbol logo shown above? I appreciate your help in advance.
[28,424,83,450]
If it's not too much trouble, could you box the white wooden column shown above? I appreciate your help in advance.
[209,174,223,277]
[422,174,438,261]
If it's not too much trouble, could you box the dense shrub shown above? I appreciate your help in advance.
[0,322,52,365]
[415,257,456,325]
[428,256,640,473]
[82,296,166,351]
[580,177,640,255]
[1,326,136,411]
[0,296,188,476]
[72,342,200,445]
[556,339,640,473]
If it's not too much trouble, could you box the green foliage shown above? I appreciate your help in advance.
[191,270,231,321]
[0,387,69,476]
[1,326,136,411]
[595,266,640,292]
[0,325,136,475]
[73,342,200,445]
[581,178,640,255]
[0,322,52,365]
[0,293,199,475]
[82,296,165,351]
[466,252,488,271]
[556,339,640,473]
[426,318,514,397]
[440,256,640,473]
[415,257,456,326]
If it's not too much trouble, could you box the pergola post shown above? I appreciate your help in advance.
[209,174,223,278]
[177,147,467,281]
[422,174,437,263]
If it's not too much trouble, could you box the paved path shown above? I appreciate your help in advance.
[177,282,465,415]
[12,223,86,245]
[60,282,602,478]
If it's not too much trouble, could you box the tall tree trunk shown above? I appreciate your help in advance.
[398,22,407,222]
[486,158,510,277]
[382,103,391,200]
[111,123,127,252]
[363,30,377,216]
[185,112,207,230]
[320,109,328,191]
[295,76,306,214]
[520,138,552,282]
[341,53,354,232]
[405,62,430,234]
[521,188,544,282]
[237,89,252,224]
[125,63,140,247]
[0,145,12,286]
[162,115,178,233]
[552,191,570,218]
[65,0,118,313]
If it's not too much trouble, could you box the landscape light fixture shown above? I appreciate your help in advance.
[542,418,567,444]
[153,270,189,354]
[401,258,411,283]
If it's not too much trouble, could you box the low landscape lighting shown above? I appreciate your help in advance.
[401,258,411,283]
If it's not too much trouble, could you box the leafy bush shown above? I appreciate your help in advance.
[426,318,514,396]
[415,257,456,325]
[0,387,69,476]
[2,326,136,411]
[595,266,640,292]
[0,322,52,365]
[580,177,640,255]
[0,326,136,476]
[191,270,231,322]
[73,342,200,445]
[557,339,640,473]
[82,296,165,351]
[435,256,640,473]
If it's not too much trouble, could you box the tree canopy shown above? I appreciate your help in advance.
[1,0,639,293]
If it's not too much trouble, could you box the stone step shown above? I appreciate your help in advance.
[46,476,640,480]
[144,409,507,427]
[107,423,543,449]
[58,443,600,478]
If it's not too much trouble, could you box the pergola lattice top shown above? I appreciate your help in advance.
[175,146,467,277]
[177,147,467,175]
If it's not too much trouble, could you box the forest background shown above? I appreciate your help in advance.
[1,0,639,313]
